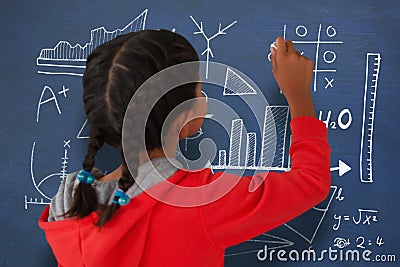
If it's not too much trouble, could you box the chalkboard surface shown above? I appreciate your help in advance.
[1,0,399,266]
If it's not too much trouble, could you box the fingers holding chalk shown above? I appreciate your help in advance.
[269,37,301,72]
[270,36,285,72]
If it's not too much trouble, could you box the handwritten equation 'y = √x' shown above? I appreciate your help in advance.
[190,15,237,79]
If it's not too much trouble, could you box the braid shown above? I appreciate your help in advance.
[83,127,105,170]
[67,29,199,226]
[118,151,137,190]
[96,112,142,226]
[64,127,104,218]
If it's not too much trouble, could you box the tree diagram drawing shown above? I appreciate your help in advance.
[189,15,237,79]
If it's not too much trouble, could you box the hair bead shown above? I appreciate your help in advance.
[112,189,130,206]
[77,169,95,184]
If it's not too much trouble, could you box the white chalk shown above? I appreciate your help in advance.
[270,42,277,50]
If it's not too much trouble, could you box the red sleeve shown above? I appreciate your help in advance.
[199,116,331,249]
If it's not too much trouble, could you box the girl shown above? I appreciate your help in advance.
[39,30,331,266]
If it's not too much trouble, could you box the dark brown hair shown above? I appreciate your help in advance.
[64,30,199,226]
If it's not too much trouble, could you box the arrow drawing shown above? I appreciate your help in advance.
[330,160,351,176]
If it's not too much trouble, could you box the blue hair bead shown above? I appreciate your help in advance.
[77,172,87,183]
[112,189,130,206]
[85,175,95,184]
[77,169,95,184]
[118,194,130,205]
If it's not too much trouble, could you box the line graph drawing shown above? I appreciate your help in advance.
[24,140,71,209]
[36,9,148,76]
[190,15,237,79]
[360,53,381,183]
[211,106,290,171]
[223,67,257,96]
[268,24,343,91]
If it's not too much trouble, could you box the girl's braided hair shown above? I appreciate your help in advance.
[64,30,199,226]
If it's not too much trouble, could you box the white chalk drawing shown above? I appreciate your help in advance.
[211,106,290,171]
[36,85,69,122]
[228,118,243,167]
[24,140,70,209]
[223,67,257,96]
[333,237,351,249]
[268,24,343,92]
[318,108,353,130]
[210,105,351,174]
[36,9,148,76]
[226,186,338,257]
[189,15,237,79]
[333,208,379,231]
[76,119,90,139]
[226,233,294,257]
[360,53,381,183]
[330,159,352,176]
[245,132,257,167]
[58,85,70,97]
[284,185,338,244]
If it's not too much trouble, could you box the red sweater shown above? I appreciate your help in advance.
[39,117,331,267]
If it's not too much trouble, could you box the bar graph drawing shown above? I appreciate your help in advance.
[228,119,244,167]
[211,105,290,171]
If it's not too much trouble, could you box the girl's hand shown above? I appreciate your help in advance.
[270,36,316,118]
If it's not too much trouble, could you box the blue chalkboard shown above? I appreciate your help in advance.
[1,0,399,266]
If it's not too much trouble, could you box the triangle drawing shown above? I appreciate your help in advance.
[223,67,257,96]
[76,119,90,139]
[284,186,338,244]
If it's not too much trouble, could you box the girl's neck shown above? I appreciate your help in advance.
[99,148,171,182]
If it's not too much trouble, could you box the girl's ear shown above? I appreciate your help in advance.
[178,109,196,139]
[179,120,191,139]
[178,114,204,140]
[178,83,206,139]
